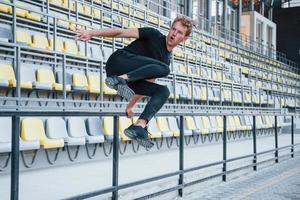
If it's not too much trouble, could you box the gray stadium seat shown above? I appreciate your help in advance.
[46,117,86,146]
[89,44,103,60]
[20,64,36,89]
[67,117,103,144]
[0,26,12,42]
[86,117,105,142]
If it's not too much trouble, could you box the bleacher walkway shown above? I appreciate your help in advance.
[183,152,300,200]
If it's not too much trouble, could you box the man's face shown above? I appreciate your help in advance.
[166,21,188,48]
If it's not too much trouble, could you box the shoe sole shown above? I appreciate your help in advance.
[124,128,154,149]
[105,77,135,101]
[117,84,135,101]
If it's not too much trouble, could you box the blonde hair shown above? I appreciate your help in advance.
[171,15,193,36]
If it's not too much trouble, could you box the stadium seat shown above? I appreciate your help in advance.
[0,117,40,153]
[30,34,50,50]
[209,116,222,133]
[0,64,16,87]
[0,2,12,14]
[103,80,117,95]
[227,116,237,132]
[233,116,244,131]
[46,117,86,146]
[0,26,12,42]
[118,116,132,141]
[90,44,103,60]
[184,116,200,135]
[198,116,210,134]
[20,65,36,89]
[16,30,32,46]
[86,117,105,142]
[34,68,54,90]
[167,116,180,137]
[156,117,174,137]
[200,86,207,101]
[92,8,101,19]
[67,117,103,144]
[87,74,100,94]
[21,118,64,149]
[72,73,88,91]
[64,40,79,55]
[147,118,162,138]
[55,71,72,92]
[102,116,114,141]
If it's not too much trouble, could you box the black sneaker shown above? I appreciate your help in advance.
[124,124,154,149]
[105,75,135,101]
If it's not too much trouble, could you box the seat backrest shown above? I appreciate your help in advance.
[72,73,88,87]
[21,65,36,83]
[209,116,217,128]
[167,116,179,132]
[185,116,196,130]
[21,118,46,141]
[156,117,170,132]
[119,117,132,134]
[56,71,72,85]
[16,30,32,45]
[32,34,49,49]
[87,74,100,93]
[193,116,202,129]
[148,118,161,133]
[90,44,102,59]
[0,117,12,142]
[0,26,12,42]
[102,117,113,135]
[49,38,64,52]
[201,116,211,129]
[64,40,78,55]
[36,68,56,84]
[67,117,88,137]
[0,64,16,86]
[86,117,104,136]
[46,117,68,139]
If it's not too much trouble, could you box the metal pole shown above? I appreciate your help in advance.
[222,115,227,182]
[291,116,294,158]
[11,115,20,200]
[252,116,257,171]
[274,116,278,163]
[178,115,184,197]
[112,116,119,200]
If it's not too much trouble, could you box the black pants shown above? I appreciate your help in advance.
[106,49,170,122]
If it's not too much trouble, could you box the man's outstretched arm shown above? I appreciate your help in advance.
[75,28,139,41]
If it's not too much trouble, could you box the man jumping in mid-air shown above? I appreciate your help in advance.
[76,16,193,148]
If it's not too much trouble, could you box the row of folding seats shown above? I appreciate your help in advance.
[0,63,117,95]
[0,1,41,21]
[0,115,283,153]
[165,82,266,104]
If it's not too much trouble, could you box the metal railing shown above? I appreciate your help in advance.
[2,110,298,200]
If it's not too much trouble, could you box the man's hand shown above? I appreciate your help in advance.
[125,106,135,118]
[75,30,93,41]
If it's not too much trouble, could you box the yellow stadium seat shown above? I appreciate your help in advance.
[72,2,84,13]
[87,75,100,94]
[185,116,199,133]
[21,118,64,149]
[119,117,132,141]
[200,86,207,101]
[48,38,64,52]
[30,34,50,49]
[93,8,101,19]
[234,116,245,131]
[26,12,41,21]
[200,116,210,134]
[156,117,176,136]
[16,30,32,45]
[216,116,224,131]
[227,116,236,132]
[16,8,28,18]
[0,3,12,14]
[0,64,16,87]
[49,0,63,6]
[72,73,88,91]
[83,5,92,16]
[63,40,78,55]
[36,68,55,88]
[103,117,113,137]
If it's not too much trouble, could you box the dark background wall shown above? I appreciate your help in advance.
[273,6,300,73]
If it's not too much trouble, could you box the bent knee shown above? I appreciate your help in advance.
[161,65,170,77]
[159,86,170,99]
